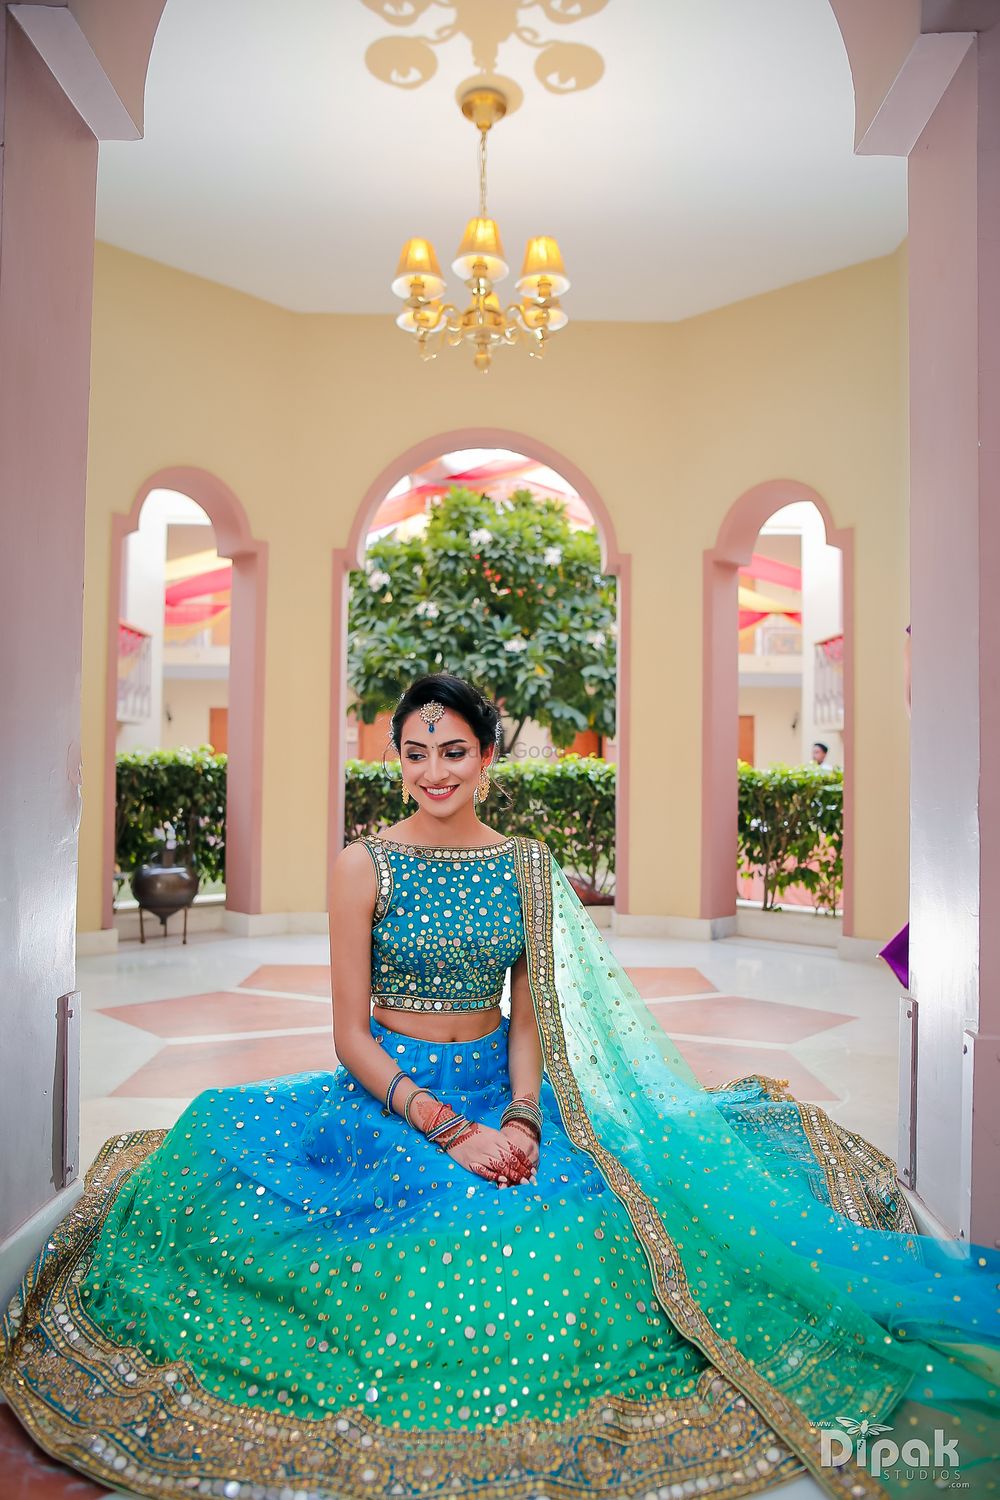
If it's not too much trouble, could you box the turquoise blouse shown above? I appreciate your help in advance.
[355,835,524,1012]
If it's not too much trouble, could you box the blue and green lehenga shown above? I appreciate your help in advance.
[2,836,998,1498]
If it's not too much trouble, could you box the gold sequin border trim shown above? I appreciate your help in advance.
[709,1074,918,1236]
[367,835,515,860]
[355,836,393,922]
[1,1136,810,1500]
[372,989,503,1012]
[511,835,892,1500]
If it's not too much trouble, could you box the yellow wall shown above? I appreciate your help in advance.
[80,242,909,939]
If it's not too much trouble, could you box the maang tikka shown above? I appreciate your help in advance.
[419,701,445,733]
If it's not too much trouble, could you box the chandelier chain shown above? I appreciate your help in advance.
[478,128,488,218]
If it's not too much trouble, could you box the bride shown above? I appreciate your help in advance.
[1,672,997,1500]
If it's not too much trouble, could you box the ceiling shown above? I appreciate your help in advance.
[95,0,908,322]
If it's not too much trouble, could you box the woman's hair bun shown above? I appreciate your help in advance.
[390,673,501,754]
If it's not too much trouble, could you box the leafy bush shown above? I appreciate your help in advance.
[737,763,843,913]
[116,747,227,886]
[115,752,844,916]
[348,485,617,751]
[345,754,617,900]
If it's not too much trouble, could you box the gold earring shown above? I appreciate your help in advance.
[478,769,491,802]
[402,784,411,804]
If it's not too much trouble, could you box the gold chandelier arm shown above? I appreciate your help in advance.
[411,301,459,334]
[416,322,447,362]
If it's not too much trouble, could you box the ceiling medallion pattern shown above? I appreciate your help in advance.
[363,0,606,97]
[390,84,570,372]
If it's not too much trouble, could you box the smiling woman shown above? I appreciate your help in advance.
[3,674,998,1499]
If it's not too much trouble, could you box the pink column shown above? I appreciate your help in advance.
[907,29,1000,1246]
[102,470,267,928]
[701,482,855,936]
[0,1,164,1274]
[0,13,97,1247]
[831,0,1000,1242]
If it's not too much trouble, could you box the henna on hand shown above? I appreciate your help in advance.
[442,1120,480,1150]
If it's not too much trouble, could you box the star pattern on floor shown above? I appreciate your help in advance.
[94,966,851,1103]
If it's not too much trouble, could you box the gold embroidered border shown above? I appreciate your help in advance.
[0,1138,807,1498]
[367,835,515,860]
[709,1074,918,1236]
[372,987,503,1011]
[354,836,394,921]
[511,835,893,1500]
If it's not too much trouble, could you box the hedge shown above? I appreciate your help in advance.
[737,762,843,913]
[345,754,617,901]
[115,751,843,913]
[116,747,227,887]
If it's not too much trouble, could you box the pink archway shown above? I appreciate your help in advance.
[701,479,855,933]
[102,466,267,927]
[328,429,632,911]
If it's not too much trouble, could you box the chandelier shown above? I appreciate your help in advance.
[390,86,569,373]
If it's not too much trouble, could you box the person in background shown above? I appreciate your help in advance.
[811,741,829,766]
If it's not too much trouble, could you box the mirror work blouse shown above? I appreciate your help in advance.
[354,836,525,1012]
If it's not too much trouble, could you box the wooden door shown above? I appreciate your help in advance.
[209,707,229,754]
[738,715,755,766]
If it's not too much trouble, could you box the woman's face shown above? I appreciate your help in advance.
[398,707,492,820]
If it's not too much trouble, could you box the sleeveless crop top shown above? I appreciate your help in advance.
[354,836,525,1012]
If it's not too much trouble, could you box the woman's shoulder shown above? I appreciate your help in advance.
[335,838,376,867]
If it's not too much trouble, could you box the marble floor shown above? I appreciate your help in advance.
[4,927,906,1498]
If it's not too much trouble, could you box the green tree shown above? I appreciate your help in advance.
[348,485,617,751]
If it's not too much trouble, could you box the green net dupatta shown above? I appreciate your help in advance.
[514,837,1000,1500]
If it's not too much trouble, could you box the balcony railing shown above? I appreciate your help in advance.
[814,633,844,731]
[118,621,152,723]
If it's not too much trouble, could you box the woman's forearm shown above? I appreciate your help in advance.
[506,1011,543,1102]
[335,1032,441,1131]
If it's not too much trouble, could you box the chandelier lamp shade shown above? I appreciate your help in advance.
[391,87,569,373]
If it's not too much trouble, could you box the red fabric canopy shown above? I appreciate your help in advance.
[164,566,231,607]
[739,552,802,591]
[739,609,802,631]
[165,602,228,626]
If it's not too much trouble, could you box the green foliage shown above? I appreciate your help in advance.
[347,485,617,751]
[737,763,844,913]
[116,747,227,886]
[345,754,617,899]
[114,750,845,915]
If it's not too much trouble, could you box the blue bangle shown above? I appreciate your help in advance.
[427,1112,467,1144]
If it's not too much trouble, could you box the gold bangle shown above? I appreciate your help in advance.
[403,1086,436,1127]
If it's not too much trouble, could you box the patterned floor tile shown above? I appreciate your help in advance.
[666,1038,839,1099]
[647,994,851,1042]
[111,1032,337,1098]
[0,1405,111,1497]
[98,992,329,1037]
[623,966,716,998]
[239,964,331,996]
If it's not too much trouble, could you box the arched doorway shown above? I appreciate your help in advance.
[329,430,632,912]
[702,479,854,932]
[102,467,267,930]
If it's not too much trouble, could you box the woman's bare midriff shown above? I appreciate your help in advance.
[371,1004,502,1043]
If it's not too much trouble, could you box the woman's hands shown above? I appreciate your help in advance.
[500,1120,540,1174]
[445,1122,538,1187]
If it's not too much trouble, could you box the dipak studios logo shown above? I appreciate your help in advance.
[822,1416,967,1488]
